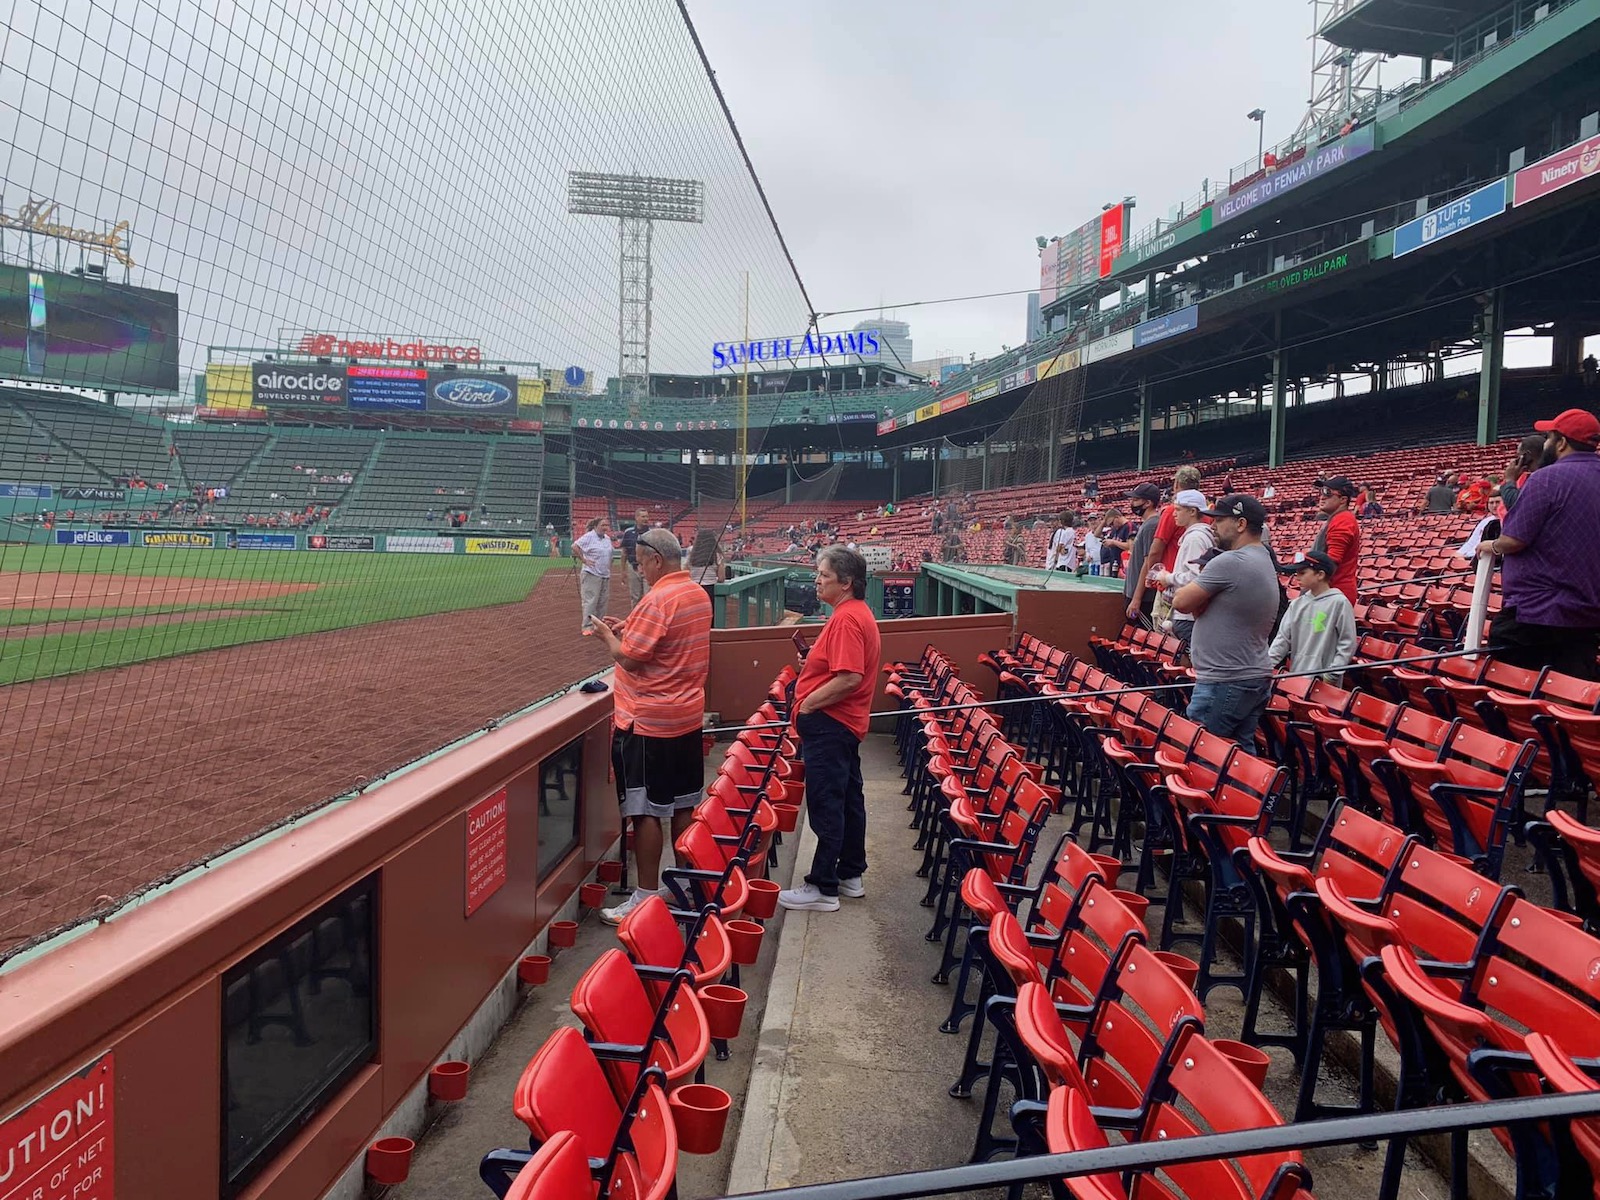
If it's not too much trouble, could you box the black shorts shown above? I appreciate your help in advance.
[612,726,705,818]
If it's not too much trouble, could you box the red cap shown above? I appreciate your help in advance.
[1535,408,1600,446]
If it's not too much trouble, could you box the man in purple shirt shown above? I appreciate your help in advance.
[1478,408,1600,680]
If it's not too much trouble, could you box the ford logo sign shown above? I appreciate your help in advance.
[433,377,512,409]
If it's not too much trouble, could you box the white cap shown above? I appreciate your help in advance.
[1174,489,1208,510]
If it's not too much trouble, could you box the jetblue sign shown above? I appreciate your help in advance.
[1393,178,1507,258]
[712,329,880,370]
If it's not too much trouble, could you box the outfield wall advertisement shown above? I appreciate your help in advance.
[388,535,457,553]
[465,537,532,555]
[235,532,297,550]
[252,364,518,414]
[308,534,376,551]
[142,531,216,548]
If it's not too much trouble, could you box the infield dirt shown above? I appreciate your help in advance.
[0,567,623,955]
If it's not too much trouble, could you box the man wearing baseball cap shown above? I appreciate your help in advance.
[1309,475,1361,605]
[588,527,714,923]
[1269,551,1356,683]
[1172,494,1280,742]
[1115,482,1163,621]
[1148,489,1215,653]
[1478,408,1600,680]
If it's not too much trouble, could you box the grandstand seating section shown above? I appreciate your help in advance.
[200,432,376,523]
[477,438,546,530]
[880,579,1600,1199]
[172,426,272,490]
[332,436,486,528]
[20,393,176,484]
[475,667,798,1200]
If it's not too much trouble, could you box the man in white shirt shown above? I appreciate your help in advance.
[572,516,614,633]
[1044,510,1080,573]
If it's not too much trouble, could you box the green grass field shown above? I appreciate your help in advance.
[0,543,566,684]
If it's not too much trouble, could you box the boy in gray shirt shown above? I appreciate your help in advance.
[1270,551,1357,683]
[1172,494,1280,743]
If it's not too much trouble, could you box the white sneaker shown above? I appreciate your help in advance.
[838,877,866,899]
[778,883,839,912]
[601,890,650,926]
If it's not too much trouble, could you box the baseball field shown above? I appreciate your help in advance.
[0,543,564,683]
[0,543,622,959]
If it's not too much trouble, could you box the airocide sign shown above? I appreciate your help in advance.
[252,364,345,408]
[465,789,508,916]
[0,1052,114,1200]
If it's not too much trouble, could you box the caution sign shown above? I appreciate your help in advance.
[465,789,508,916]
[465,537,531,556]
[0,1052,114,1200]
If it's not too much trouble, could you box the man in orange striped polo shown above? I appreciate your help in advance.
[587,527,713,924]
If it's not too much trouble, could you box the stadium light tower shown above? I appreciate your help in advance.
[567,172,705,411]
[1297,0,1382,140]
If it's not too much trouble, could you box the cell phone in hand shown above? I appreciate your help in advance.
[792,631,810,659]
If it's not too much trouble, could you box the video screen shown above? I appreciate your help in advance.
[0,263,181,393]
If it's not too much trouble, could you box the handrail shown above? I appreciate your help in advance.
[723,1090,1600,1200]
[711,566,792,628]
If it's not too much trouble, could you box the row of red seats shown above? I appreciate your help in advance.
[475,671,802,1200]
[979,626,1600,1200]
[886,645,1317,1200]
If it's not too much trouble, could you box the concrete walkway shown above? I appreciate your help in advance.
[728,735,989,1191]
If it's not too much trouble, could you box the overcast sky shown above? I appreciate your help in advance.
[3,0,1498,389]
[691,0,1331,362]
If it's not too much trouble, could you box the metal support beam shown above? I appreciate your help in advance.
[1268,350,1288,469]
[1136,379,1151,472]
[981,441,990,491]
[1478,289,1504,446]
[618,215,653,412]
[785,461,793,504]
[892,452,901,503]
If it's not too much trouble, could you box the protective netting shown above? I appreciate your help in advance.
[924,365,1088,498]
[0,0,809,960]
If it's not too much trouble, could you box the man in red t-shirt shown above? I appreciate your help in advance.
[1310,475,1361,605]
[1131,465,1204,620]
[779,546,883,913]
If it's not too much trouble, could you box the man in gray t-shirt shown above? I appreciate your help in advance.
[1173,493,1279,743]
[1118,483,1162,616]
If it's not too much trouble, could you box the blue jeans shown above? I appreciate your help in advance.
[796,710,867,896]
[1187,678,1273,746]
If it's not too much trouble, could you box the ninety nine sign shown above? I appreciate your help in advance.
[465,789,508,916]
[711,329,880,369]
[1512,133,1600,207]
[1394,179,1507,258]
[0,1052,115,1200]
